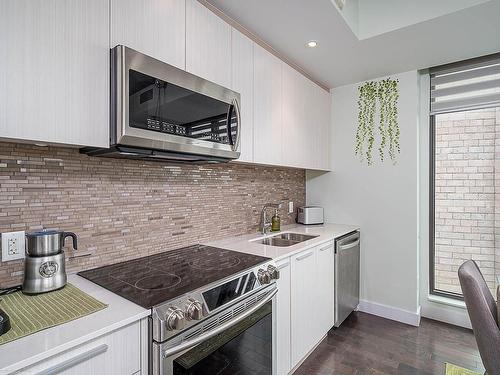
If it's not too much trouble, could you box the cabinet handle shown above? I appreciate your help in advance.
[319,244,332,252]
[296,251,314,261]
[35,344,108,375]
[277,262,290,270]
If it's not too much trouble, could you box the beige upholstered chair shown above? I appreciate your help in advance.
[458,260,500,375]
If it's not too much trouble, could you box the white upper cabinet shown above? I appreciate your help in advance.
[186,0,231,87]
[231,28,254,163]
[253,44,283,166]
[282,62,331,170]
[0,0,109,147]
[110,0,186,69]
[282,63,310,169]
[313,84,331,171]
[0,0,330,168]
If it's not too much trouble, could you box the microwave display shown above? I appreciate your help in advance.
[129,70,238,146]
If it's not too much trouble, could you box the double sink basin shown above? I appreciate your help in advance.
[254,232,318,247]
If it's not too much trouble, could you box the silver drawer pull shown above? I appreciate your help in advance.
[319,244,332,252]
[277,262,290,270]
[35,344,108,375]
[296,251,314,261]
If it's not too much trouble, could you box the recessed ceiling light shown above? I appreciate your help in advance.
[306,40,318,48]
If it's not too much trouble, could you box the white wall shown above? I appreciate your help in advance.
[306,70,420,323]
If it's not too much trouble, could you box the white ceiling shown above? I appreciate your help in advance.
[335,0,492,40]
[207,0,500,88]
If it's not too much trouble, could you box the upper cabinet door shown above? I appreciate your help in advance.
[282,63,310,169]
[0,0,109,147]
[186,0,231,88]
[312,84,331,171]
[231,28,254,163]
[110,0,186,69]
[253,44,282,166]
[283,62,331,170]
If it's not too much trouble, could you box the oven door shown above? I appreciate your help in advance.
[153,287,277,375]
[112,45,241,160]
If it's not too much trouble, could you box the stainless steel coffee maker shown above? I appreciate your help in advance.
[22,230,77,294]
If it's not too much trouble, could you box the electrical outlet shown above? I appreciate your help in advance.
[288,201,294,214]
[1,231,25,262]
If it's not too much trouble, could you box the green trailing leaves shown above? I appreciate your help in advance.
[355,78,400,165]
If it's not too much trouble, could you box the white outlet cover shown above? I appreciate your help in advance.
[288,201,294,214]
[1,231,25,261]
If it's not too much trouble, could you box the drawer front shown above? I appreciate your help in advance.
[18,322,141,375]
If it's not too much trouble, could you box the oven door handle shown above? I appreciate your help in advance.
[162,287,278,359]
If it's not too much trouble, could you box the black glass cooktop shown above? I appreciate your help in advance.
[77,245,270,309]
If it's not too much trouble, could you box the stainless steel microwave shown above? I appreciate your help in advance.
[81,45,241,163]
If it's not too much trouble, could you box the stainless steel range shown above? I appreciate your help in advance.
[78,245,278,375]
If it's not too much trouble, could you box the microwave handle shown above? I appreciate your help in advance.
[230,98,241,152]
[161,287,277,359]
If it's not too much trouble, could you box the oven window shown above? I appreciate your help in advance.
[173,301,272,375]
[202,273,257,311]
[128,70,238,145]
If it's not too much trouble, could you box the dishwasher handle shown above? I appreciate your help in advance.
[335,232,360,254]
[337,239,360,252]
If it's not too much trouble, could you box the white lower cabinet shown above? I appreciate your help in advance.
[20,321,142,375]
[284,242,335,372]
[275,258,291,375]
[290,247,318,368]
[315,241,334,342]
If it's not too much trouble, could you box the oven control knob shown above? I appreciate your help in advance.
[185,299,204,321]
[258,269,272,285]
[165,307,185,331]
[267,265,280,280]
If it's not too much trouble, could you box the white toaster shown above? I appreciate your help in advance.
[297,206,324,225]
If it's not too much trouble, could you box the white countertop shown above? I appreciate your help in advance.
[0,223,357,374]
[204,223,360,261]
[0,275,150,375]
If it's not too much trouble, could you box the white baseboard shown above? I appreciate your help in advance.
[357,299,421,326]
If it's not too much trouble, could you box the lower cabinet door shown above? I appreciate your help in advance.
[275,258,291,375]
[291,248,317,368]
[315,241,334,342]
[21,322,141,375]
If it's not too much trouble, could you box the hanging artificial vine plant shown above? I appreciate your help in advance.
[355,81,377,165]
[355,78,400,165]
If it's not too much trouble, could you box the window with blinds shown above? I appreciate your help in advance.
[430,54,500,115]
[429,53,500,300]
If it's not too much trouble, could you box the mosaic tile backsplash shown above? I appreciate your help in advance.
[0,142,305,287]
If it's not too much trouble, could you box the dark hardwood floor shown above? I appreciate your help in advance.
[294,312,484,375]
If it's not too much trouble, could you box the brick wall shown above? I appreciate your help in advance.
[0,142,305,288]
[434,108,500,294]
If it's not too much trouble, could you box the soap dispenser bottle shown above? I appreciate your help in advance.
[271,208,281,232]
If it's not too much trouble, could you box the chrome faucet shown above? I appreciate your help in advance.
[260,203,281,234]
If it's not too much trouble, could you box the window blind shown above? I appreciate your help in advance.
[430,54,500,115]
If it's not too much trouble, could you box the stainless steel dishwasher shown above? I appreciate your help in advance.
[334,230,360,327]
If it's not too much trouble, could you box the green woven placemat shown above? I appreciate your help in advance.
[0,283,107,345]
[445,363,482,375]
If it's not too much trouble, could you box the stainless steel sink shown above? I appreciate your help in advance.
[256,233,319,247]
[276,233,318,242]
